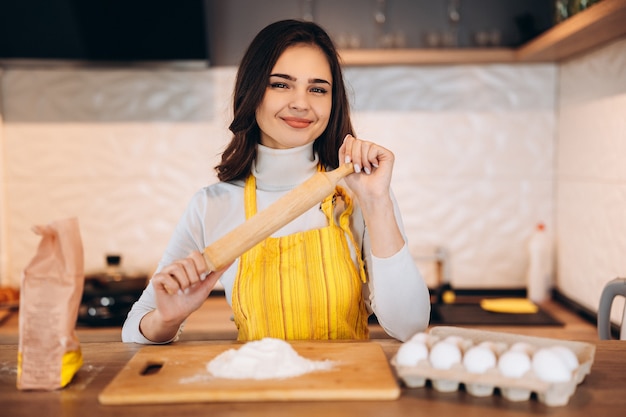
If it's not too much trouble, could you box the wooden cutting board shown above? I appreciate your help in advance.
[99,341,400,405]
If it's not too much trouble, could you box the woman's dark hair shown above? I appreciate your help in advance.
[215,19,354,182]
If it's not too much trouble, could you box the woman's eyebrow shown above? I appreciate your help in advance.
[310,78,332,86]
[270,73,331,85]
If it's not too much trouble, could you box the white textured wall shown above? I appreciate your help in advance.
[557,37,626,326]
[346,64,556,289]
[0,63,556,294]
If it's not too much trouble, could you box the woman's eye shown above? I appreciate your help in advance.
[270,82,288,89]
[310,87,328,94]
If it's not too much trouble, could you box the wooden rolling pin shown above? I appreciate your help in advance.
[203,163,354,271]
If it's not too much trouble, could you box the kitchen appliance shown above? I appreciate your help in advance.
[78,255,148,326]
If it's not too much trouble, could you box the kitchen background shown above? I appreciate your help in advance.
[0,1,624,326]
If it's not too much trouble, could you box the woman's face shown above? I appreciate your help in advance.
[256,44,333,149]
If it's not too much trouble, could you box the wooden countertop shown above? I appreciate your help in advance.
[1,339,625,416]
[2,296,625,416]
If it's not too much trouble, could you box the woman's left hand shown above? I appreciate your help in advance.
[339,134,394,201]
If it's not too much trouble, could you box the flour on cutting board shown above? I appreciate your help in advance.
[204,338,336,380]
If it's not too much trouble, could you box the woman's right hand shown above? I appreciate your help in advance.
[139,251,229,342]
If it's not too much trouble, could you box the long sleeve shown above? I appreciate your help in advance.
[367,245,431,341]
[358,191,431,342]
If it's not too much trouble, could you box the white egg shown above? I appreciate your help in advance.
[532,348,573,382]
[395,341,429,367]
[409,332,429,343]
[429,341,462,370]
[444,335,467,346]
[444,335,464,346]
[498,350,531,378]
[478,340,507,356]
[443,335,473,351]
[509,341,536,356]
[409,332,438,348]
[478,341,496,350]
[463,345,497,374]
[549,346,579,371]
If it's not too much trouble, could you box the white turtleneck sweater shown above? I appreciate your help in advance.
[122,143,430,343]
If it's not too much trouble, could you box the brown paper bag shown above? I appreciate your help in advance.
[17,217,85,390]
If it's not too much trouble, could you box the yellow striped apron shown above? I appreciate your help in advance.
[232,172,370,341]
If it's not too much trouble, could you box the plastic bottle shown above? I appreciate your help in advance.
[526,223,553,303]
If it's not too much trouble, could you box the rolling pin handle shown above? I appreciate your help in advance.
[202,252,217,273]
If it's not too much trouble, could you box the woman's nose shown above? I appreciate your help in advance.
[289,89,309,111]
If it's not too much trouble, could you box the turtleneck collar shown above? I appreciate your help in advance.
[252,143,319,191]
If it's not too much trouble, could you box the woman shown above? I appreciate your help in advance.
[122,19,430,344]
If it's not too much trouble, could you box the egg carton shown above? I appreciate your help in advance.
[392,326,596,407]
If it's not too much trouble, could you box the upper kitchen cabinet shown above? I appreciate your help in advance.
[207,0,626,66]
[340,0,626,65]
[206,0,554,66]
[516,0,626,62]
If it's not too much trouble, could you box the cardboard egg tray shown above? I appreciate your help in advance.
[392,326,596,406]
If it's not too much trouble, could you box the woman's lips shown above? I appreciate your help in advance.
[282,117,312,129]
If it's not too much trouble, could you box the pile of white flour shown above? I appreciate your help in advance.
[207,338,334,380]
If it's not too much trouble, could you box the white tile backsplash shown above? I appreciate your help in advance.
[556,37,626,325]
[2,69,216,122]
[345,64,556,112]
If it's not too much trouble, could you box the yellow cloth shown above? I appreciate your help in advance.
[480,298,539,314]
[232,172,369,341]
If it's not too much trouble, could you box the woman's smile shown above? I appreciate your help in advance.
[282,116,312,129]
